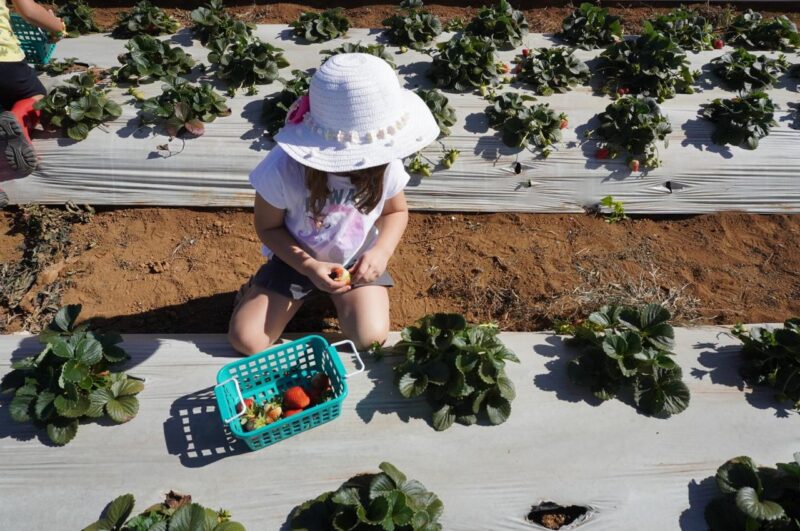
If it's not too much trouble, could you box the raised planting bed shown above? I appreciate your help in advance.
[0,24,798,213]
[1,328,798,529]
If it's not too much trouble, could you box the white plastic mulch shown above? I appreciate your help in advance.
[0,328,797,530]
[0,26,799,212]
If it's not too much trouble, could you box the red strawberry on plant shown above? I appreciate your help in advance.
[501,63,510,74]
[522,48,529,57]
[628,159,640,172]
[283,386,311,409]
[617,87,629,96]
[712,38,724,49]
[596,148,610,160]
[559,118,568,130]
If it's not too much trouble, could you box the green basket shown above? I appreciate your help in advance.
[10,13,56,65]
[214,336,364,451]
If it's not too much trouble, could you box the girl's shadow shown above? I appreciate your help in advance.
[532,334,604,407]
[678,476,717,530]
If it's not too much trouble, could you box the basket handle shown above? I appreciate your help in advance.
[331,339,365,378]
[215,376,245,424]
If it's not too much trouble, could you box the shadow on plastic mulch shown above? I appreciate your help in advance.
[532,334,605,408]
[163,386,248,468]
[679,475,716,531]
[354,354,434,429]
[691,339,796,419]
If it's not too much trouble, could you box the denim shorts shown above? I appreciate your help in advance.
[252,257,393,300]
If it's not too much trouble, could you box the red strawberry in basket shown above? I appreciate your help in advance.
[283,386,311,409]
[283,408,303,418]
[236,397,255,414]
[311,373,331,392]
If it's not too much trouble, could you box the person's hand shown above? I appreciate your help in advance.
[302,260,352,294]
[47,12,67,42]
[349,247,390,285]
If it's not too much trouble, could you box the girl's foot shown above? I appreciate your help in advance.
[0,111,37,176]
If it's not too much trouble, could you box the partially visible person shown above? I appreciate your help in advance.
[1,0,65,178]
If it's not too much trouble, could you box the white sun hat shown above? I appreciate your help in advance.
[273,53,440,173]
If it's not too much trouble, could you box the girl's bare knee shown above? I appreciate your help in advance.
[227,326,273,356]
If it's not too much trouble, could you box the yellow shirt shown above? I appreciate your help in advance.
[1,0,25,62]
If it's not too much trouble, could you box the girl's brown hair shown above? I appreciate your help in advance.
[305,164,387,219]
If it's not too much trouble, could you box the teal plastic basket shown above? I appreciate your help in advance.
[10,14,56,65]
[214,336,363,451]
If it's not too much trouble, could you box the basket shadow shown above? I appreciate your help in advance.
[163,385,248,468]
[354,355,434,429]
[678,476,716,531]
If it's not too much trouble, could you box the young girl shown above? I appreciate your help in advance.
[1,0,65,177]
[228,53,440,354]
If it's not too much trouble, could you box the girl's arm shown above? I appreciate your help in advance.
[254,193,350,294]
[350,191,409,285]
[11,0,65,34]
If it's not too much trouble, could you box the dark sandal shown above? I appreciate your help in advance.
[0,111,37,176]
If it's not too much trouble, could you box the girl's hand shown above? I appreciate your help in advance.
[350,247,390,285]
[303,260,352,294]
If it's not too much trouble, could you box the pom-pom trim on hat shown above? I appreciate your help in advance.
[301,112,411,145]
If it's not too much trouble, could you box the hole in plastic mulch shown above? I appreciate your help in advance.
[526,501,594,530]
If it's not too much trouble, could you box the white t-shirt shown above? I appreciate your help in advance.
[249,146,410,266]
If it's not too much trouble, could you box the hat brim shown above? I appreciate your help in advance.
[274,89,441,173]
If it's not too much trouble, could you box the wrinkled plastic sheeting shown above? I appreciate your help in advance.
[1,329,798,530]
[1,28,799,212]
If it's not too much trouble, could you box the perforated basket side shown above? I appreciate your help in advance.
[10,14,55,64]
[215,335,350,450]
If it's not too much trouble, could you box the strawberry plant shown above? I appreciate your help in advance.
[705,454,800,530]
[34,71,122,142]
[321,42,396,69]
[427,35,501,92]
[394,313,519,431]
[515,46,590,96]
[646,8,716,52]
[382,0,442,51]
[141,76,230,137]
[415,88,456,137]
[217,37,290,93]
[464,0,529,49]
[587,95,672,170]
[115,35,195,84]
[0,305,143,446]
[725,10,800,51]
[261,69,311,137]
[57,0,99,37]
[405,152,432,177]
[559,304,690,417]
[699,91,776,150]
[711,48,789,92]
[486,92,567,157]
[290,8,350,43]
[112,0,179,39]
[191,0,255,64]
[290,462,443,530]
[732,319,800,411]
[84,491,245,531]
[599,195,628,223]
[598,28,698,102]
[557,2,622,50]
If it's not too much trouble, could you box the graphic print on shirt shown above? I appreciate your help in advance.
[295,188,366,264]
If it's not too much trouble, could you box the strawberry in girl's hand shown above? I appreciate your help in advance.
[283,386,311,409]
[330,266,351,285]
[596,148,610,160]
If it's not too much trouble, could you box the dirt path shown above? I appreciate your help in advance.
[2,208,798,334]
